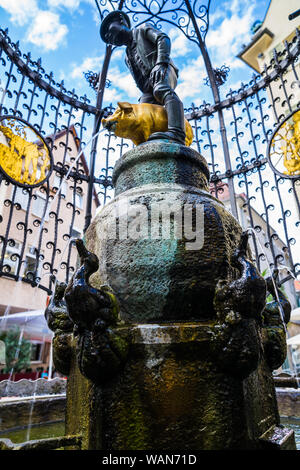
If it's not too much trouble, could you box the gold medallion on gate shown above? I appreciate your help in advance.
[268,109,300,179]
[0,116,53,187]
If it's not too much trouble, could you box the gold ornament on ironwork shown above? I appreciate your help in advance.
[0,118,51,186]
[269,110,300,177]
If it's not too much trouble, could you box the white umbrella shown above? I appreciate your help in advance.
[0,310,53,341]
[287,334,300,346]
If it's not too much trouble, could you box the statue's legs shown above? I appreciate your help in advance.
[163,92,186,144]
[139,67,186,145]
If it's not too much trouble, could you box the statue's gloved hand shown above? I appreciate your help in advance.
[150,63,168,86]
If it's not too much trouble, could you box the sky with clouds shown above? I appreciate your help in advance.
[0,0,272,108]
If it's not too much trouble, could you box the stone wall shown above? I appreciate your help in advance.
[276,389,300,418]
[0,377,66,397]
[0,395,65,432]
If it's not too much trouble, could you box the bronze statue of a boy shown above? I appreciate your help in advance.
[100,10,186,145]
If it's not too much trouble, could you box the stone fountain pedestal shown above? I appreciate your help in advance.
[86,141,242,322]
[61,141,296,450]
[64,323,295,450]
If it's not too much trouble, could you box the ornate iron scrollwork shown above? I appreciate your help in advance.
[95,0,211,43]
[204,65,230,87]
[84,70,111,92]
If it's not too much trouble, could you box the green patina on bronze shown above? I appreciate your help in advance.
[105,383,151,450]
[45,281,73,376]
[85,141,243,323]
[112,141,210,195]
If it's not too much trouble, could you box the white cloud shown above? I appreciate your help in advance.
[107,66,140,101]
[47,0,81,9]
[47,0,98,23]
[0,0,38,25]
[26,10,68,51]
[0,1,70,51]
[69,56,138,106]
[71,56,104,79]
[102,86,122,105]
[112,48,125,61]
[174,0,258,105]
[169,27,190,59]
[176,55,205,102]
[206,1,255,70]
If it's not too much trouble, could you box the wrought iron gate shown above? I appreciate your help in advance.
[0,1,299,302]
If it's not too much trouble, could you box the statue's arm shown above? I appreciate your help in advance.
[145,25,171,66]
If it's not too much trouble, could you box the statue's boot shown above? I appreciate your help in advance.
[148,94,186,145]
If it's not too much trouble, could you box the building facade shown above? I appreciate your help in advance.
[210,182,299,310]
[236,0,300,310]
[0,126,99,371]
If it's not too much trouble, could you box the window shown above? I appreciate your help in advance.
[75,192,83,209]
[23,246,42,279]
[267,32,297,63]
[3,241,21,275]
[71,227,82,240]
[30,342,43,362]
[53,175,67,198]
[14,187,30,210]
[32,192,48,220]
[268,41,285,62]
[65,151,73,163]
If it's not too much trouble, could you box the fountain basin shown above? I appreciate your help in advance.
[0,421,65,445]
[0,394,65,433]
[276,388,300,418]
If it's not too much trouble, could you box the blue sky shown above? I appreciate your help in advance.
[0,0,271,109]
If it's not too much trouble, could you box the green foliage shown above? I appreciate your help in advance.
[261,269,287,303]
[261,269,268,278]
[0,327,31,373]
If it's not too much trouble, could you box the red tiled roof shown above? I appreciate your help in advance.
[295,280,300,292]
[209,182,246,202]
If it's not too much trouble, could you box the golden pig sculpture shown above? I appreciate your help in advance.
[102,102,193,147]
